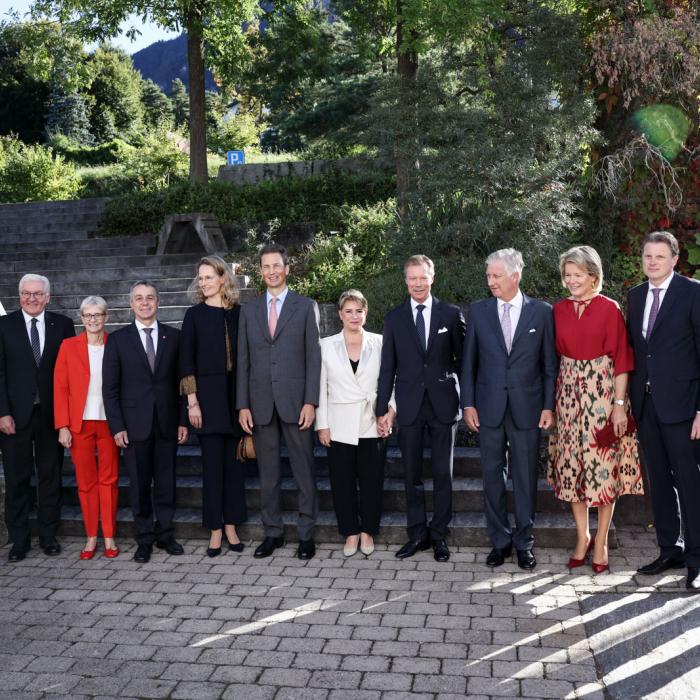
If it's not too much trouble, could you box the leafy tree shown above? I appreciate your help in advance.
[208,112,260,153]
[46,86,93,144]
[87,44,145,142]
[141,78,173,128]
[31,0,257,183]
[170,77,189,129]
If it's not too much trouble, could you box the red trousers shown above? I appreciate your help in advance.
[70,420,119,538]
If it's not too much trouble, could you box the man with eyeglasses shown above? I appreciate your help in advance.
[0,274,75,561]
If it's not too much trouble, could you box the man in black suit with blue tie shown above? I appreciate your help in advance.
[377,255,466,562]
[461,249,557,570]
[627,231,700,590]
[102,281,188,563]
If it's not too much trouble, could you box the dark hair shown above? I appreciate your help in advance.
[643,231,680,257]
[259,243,289,266]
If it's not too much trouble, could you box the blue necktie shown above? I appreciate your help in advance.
[415,304,426,351]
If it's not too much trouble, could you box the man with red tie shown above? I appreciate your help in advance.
[627,231,700,590]
[0,274,75,561]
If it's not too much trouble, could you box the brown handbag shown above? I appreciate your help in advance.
[236,434,256,461]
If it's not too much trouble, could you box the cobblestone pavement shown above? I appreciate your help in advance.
[0,527,698,700]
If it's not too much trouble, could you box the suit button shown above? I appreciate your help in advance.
[423,363,427,368]
[647,354,651,359]
[503,386,507,390]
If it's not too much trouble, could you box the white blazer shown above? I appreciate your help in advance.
[315,330,394,445]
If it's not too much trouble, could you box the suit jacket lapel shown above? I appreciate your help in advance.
[332,332,358,384]
[510,294,533,349]
[12,311,34,363]
[154,323,169,372]
[77,330,89,373]
[426,299,440,354]
[355,330,373,381]
[487,298,509,354]
[648,274,679,340]
[254,294,271,341]
[273,291,298,339]
[404,300,425,355]
[129,323,152,374]
[631,283,648,343]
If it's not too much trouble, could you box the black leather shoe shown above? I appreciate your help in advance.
[206,547,222,558]
[156,538,184,555]
[297,539,316,560]
[8,540,30,562]
[134,544,152,563]
[637,554,685,575]
[254,536,284,558]
[228,541,245,553]
[687,567,700,590]
[486,545,512,568]
[39,538,61,556]
[517,549,537,570]
[432,539,450,562]
[395,538,431,559]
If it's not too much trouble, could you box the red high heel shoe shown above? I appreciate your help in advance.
[80,544,99,560]
[104,546,120,559]
[591,560,609,574]
[567,536,595,570]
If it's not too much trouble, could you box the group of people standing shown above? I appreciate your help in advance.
[1,233,698,591]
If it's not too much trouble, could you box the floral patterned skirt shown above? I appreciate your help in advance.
[547,354,644,505]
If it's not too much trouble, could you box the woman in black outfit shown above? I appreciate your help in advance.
[180,255,247,557]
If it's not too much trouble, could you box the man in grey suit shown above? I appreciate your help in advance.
[237,244,321,560]
[460,249,557,570]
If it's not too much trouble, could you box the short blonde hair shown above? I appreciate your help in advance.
[337,289,368,311]
[559,245,603,293]
[189,256,240,309]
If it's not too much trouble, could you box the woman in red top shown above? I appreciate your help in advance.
[548,246,643,573]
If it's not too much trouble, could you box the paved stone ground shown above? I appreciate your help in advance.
[0,527,698,700]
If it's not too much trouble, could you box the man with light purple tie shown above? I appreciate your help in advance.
[460,249,557,570]
[627,231,700,590]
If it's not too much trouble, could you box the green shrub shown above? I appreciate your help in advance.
[0,136,80,203]
[77,164,138,198]
[121,128,188,190]
[48,133,135,166]
[100,171,395,236]
[208,113,262,154]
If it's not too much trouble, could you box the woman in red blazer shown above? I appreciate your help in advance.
[54,296,120,559]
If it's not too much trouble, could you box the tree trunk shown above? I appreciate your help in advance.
[187,16,208,184]
[396,0,418,217]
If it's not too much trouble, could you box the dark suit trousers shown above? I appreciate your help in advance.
[123,410,177,546]
[328,438,385,536]
[479,406,539,551]
[638,394,700,567]
[398,394,455,541]
[253,406,318,540]
[199,433,247,530]
[1,405,63,544]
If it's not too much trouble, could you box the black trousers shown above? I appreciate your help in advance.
[123,413,177,546]
[638,393,700,567]
[327,438,386,536]
[199,433,247,530]
[398,394,455,541]
[1,405,63,545]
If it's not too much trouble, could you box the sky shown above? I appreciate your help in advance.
[1,0,180,53]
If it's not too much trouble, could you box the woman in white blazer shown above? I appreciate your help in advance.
[316,289,395,557]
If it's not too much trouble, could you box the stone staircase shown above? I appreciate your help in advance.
[0,198,646,549]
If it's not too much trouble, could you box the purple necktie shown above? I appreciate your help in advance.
[501,302,512,353]
[646,287,661,337]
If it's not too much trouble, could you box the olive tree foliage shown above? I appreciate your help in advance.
[365,1,597,286]
[31,0,257,183]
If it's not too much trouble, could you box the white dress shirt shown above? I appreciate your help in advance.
[82,344,107,420]
[22,309,45,355]
[266,286,289,323]
[410,295,432,349]
[135,319,159,354]
[497,290,524,341]
[642,272,674,338]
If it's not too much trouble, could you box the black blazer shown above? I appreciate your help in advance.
[102,321,184,441]
[627,273,700,423]
[0,310,75,429]
[179,302,241,435]
[460,294,557,430]
[377,297,465,426]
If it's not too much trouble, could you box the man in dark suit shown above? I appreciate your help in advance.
[627,231,700,590]
[0,274,75,561]
[377,255,465,562]
[102,280,188,563]
[460,249,556,570]
[237,244,321,560]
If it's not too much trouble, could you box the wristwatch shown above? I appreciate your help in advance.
[614,399,625,406]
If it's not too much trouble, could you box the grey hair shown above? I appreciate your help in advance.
[559,245,604,292]
[19,273,50,295]
[129,280,159,301]
[485,249,524,277]
[79,296,108,314]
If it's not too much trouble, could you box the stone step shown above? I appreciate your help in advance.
[0,231,93,244]
[2,263,197,285]
[0,244,156,263]
[4,252,203,274]
[0,215,104,231]
[0,197,109,214]
[0,277,194,300]
[31,290,193,310]
[51,505,614,548]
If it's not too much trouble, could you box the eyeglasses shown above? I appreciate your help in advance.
[81,313,106,321]
[20,291,47,300]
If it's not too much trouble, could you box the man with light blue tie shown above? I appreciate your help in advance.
[377,255,466,562]
[460,249,557,570]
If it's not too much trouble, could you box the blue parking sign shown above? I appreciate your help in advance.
[227,150,245,165]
